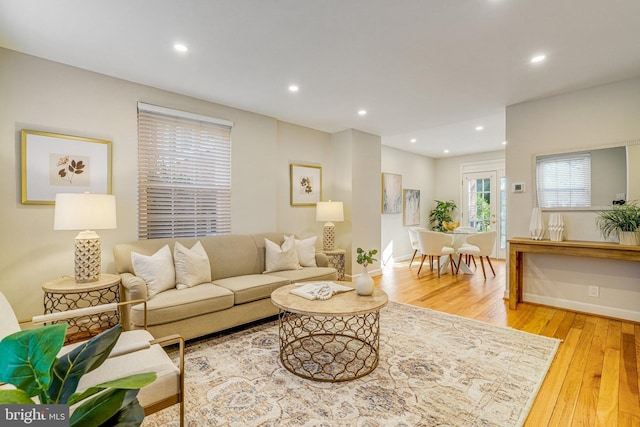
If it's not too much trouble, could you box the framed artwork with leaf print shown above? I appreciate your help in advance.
[290,163,322,206]
[21,130,112,204]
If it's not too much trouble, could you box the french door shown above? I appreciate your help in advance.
[461,170,505,259]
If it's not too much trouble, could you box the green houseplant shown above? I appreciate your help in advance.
[596,201,640,245]
[355,248,378,296]
[0,323,156,426]
[429,200,457,232]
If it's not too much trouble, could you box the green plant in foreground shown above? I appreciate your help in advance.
[356,248,378,267]
[0,323,156,426]
[596,201,640,240]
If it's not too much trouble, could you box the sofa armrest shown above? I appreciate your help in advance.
[315,252,329,267]
[119,273,148,331]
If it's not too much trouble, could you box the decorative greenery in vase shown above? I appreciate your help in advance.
[596,201,640,242]
[356,248,378,268]
[429,200,457,232]
[0,323,156,426]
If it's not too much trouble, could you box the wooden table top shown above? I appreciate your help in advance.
[271,283,388,316]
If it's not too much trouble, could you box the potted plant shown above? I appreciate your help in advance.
[0,323,156,426]
[355,248,378,296]
[429,200,457,232]
[596,201,640,245]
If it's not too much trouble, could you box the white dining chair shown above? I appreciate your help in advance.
[456,231,497,280]
[408,227,427,268]
[416,230,456,278]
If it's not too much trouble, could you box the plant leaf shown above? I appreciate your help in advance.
[0,388,36,404]
[99,397,145,427]
[67,372,156,406]
[0,323,67,398]
[48,325,122,404]
[70,388,137,427]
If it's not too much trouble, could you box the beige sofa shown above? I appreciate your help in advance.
[113,232,337,340]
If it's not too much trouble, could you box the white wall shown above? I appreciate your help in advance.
[380,146,435,263]
[506,76,640,321]
[0,48,336,320]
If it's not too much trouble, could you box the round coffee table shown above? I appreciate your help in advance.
[271,283,388,382]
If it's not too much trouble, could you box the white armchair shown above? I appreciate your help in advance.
[416,230,456,278]
[408,227,427,267]
[0,292,185,426]
[456,231,497,280]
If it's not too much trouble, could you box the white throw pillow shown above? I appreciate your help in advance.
[131,245,175,298]
[264,235,300,273]
[174,241,212,290]
[295,236,317,267]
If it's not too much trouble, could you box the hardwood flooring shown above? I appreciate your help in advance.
[376,258,640,426]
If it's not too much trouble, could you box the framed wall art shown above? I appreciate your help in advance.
[21,130,112,205]
[381,172,402,214]
[403,189,421,225]
[290,163,322,206]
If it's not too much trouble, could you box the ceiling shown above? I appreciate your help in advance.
[1,1,640,158]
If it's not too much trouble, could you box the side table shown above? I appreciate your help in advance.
[320,249,345,280]
[42,273,121,343]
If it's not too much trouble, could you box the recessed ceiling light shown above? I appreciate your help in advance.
[288,85,299,92]
[443,149,450,154]
[174,43,188,53]
[530,54,546,64]
[502,141,507,145]
[358,109,367,116]
[410,138,417,143]
[475,126,484,131]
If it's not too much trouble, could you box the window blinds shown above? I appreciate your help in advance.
[137,102,233,239]
[536,152,591,208]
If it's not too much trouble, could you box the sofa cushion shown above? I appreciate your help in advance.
[266,267,337,283]
[131,245,176,298]
[295,236,317,267]
[264,235,300,273]
[212,274,291,304]
[130,284,234,327]
[174,241,212,289]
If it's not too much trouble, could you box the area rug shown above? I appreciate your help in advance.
[142,302,560,426]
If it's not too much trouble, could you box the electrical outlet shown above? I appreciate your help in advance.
[588,286,600,298]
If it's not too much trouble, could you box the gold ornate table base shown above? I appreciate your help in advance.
[277,310,381,382]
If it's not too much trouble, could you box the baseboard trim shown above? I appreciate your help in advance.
[523,293,640,322]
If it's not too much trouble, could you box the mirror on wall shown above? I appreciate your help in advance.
[535,143,639,210]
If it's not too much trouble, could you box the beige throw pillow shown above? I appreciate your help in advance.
[174,241,212,290]
[295,236,317,267]
[131,245,175,298]
[264,235,300,273]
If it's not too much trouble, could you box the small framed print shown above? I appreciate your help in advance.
[290,163,322,206]
[21,130,112,204]
[382,172,402,214]
[403,189,421,225]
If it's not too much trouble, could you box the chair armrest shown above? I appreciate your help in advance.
[150,333,185,411]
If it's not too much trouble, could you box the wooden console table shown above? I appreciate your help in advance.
[508,237,640,310]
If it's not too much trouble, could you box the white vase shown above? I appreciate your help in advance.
[529,207,545,240]
[355,266,374,296]
[618,231,640,246]
[548,213,564,241]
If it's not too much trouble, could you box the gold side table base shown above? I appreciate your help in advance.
[277,310,381,382]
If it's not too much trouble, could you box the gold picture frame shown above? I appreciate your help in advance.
[382,172,402,214]
[21,130,112,205]
[290,163,322,206]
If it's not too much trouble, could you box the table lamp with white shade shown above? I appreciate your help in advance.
[54,193,117,283]
[316,200,344,251]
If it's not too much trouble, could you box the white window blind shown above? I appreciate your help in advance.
[536,152,591,208]
[137,102,233,239]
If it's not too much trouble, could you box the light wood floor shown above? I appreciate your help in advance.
[376,257,640,426]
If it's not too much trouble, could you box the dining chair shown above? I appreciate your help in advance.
[408,227,427,268]
[456,231,497,280]
[416,230,456,278]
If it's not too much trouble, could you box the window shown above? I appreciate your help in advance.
[536,152,591,208]
[137,102,232,239]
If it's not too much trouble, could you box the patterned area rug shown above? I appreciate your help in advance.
[143,302,560,426]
